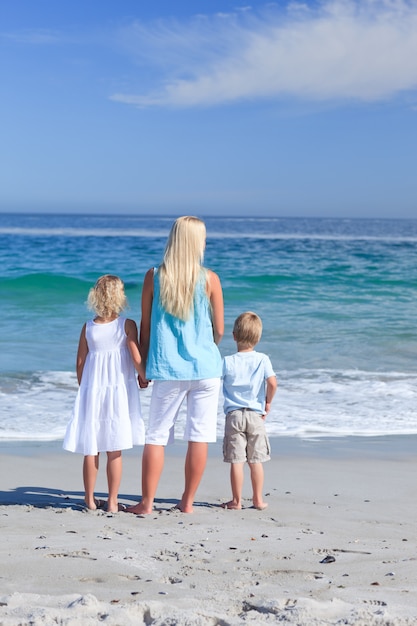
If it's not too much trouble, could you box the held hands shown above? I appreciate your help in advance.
[138,374,150,389]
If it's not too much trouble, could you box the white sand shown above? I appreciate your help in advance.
[1,437,417,625]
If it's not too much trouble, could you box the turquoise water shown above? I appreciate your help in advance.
[1,213,417,440]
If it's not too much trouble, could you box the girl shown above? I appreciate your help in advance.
[127,216,224,515]
[63,274,146,513]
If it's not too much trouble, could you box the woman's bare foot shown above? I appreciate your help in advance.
[253,502,268,510]
[221,500,242,510]
[125,502,153,515]
[170,500,193,513]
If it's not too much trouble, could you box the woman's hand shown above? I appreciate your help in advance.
[138,374,150,389]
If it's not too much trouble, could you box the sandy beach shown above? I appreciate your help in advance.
[1,436,416,625]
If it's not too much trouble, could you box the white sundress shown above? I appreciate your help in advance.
[63,316,145,455]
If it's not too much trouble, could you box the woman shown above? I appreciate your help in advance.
[128,216,224,514]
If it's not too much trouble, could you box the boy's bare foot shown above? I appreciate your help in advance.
[221,500,242,510]
[253,502,268,510]
[125,503,153,515]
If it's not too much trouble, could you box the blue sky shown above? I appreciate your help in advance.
[1,0,417,218]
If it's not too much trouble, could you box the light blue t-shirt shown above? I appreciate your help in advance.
[222,351,275,415]
[146,268,222,380]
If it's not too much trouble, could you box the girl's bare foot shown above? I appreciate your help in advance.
[106,502,127,513]
[85,498,106,510]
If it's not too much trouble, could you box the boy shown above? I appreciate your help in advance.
[222,312,277,510]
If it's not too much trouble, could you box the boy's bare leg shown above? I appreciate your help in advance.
[179,441,208,513]
[127,444,164,514]
[83,454,99,509]
[248,461,268,510]
[106,450,122,512]
[222,462,244,509]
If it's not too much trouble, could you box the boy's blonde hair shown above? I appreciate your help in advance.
[233,311,262,347]
[87,274,127,318]
[159,216,206,321]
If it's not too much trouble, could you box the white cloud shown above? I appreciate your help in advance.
[1,29,63,45]
[110,0,417,107]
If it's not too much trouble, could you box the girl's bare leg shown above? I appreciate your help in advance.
[222,462,244,509]
[249,462,268,510]
[83,454,99,509]
[127,444,165,514]
[179,441,208,513]
[106,450,122,512]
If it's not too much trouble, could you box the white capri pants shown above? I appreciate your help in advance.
[146,378,221,445]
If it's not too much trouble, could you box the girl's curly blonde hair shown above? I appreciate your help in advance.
[87,274,127,318]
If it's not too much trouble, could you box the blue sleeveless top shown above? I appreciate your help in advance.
[146,268,222,380]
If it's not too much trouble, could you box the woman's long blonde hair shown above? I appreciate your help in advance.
[159,216,206,321]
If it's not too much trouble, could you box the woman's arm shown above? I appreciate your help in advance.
[207,269,224,345]
[138,268,154,384]
[76,323,88,385]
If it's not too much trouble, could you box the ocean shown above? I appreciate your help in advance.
[1,212,417,442]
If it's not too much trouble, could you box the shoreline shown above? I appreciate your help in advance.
[1,435,416,624]
[1,431,417,458]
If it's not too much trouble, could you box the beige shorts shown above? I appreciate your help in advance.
[223,408,271,464]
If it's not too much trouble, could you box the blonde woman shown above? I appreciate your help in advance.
[128,216,224,515]
[63,275,146,513]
